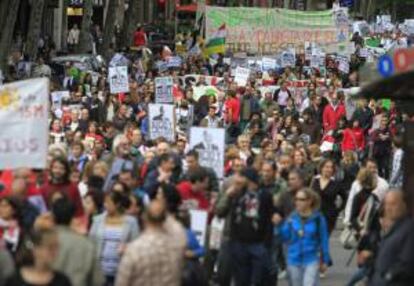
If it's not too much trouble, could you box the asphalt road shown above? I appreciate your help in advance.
[279,230,358,286]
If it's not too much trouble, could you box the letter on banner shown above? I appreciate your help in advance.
[0,78,49,169]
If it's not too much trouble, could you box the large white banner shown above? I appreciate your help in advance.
[108,66,129,94]
[148,104,175,142]
[189,127,225,179]
[0,78,49,169]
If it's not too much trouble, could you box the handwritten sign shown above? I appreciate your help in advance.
[155,77,174,103]
[0,78,49,169]
[205,6,346,54]
[234,67,250,86]
[148,104,175,142]
[108,66,129,94]
[190,127,225,179]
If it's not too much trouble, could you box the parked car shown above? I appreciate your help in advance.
[50,54,105,83]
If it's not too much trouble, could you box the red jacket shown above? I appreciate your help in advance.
[341,127,365,152]
[323,103,346,132]
[133,31,147,47]
[40,182,84,217]
[176,181,209,211]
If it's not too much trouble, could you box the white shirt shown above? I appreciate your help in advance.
[343,175,389,225]
[277,89,290,107]
[68,28,80,45]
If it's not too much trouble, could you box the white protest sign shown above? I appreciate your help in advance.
[148,104,175,142]
[342,87,361,120]
[108,66,129,94]
[51,91,69,109]
[166,56,182,68]
[310,53,320,68]
[305,42,313,60]
[262,57,277,71]
[190,210,208,247]
[234,67,250,86]
[0,78,49,169]
[338,56,350,74]
[259,85,279,96]
[155,77,174,103]
[223,58,232,65]
[190,127,225,179]
[281,48,296,67]
[359,48,369,58]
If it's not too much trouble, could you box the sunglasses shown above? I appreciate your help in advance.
[295,197,308,202]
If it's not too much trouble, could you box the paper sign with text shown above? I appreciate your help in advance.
[0,78,49,169]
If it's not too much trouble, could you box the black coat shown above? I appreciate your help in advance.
[369,217,414,286]
[311,176,346,232]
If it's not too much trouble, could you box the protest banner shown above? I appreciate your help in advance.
[281,48,296,67]
[310,53,321,68]
[0,78,49,169]
[189,210,209,247]
[192,85,220,101]
[234,67,250,86]
[262,57,277,71]
[359,48,369,58]
[108,66,129,94]
[305,42,315,61]
[190,127,225,179]
[148,104,175,142]
[175,105,194,134]
[51,91,69,110]
[179,74,224,87]
[205,6,347,54]
[338,56,350,74]
[166,56,183,68]
[155,77,174,103]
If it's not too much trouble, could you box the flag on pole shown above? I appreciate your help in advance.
[204,24,226,57]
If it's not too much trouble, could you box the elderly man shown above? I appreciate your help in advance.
[369,190,414,286]
[116,201,186,286]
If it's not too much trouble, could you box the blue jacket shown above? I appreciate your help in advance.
[277,211,331,266]
[186,229,205,258]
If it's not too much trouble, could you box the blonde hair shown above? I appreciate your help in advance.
[357,168,377,191]
[298,188,321,211]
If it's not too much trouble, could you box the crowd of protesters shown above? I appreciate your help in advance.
[1,14,414,286]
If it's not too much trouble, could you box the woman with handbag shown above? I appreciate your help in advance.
[345,168,382,286]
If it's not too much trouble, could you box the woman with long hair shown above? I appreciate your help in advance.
[40,157,84,217]
[6,229,71,286]
[89,192,139,286]
[0,197,24,256]
[274,188,331,286]
[310,159,346,235]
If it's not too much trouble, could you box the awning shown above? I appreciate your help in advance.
[176,4,197,13]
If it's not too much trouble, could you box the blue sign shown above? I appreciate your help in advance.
[377,55,394,77]
[340,0,354,7]
[167,56,182,68]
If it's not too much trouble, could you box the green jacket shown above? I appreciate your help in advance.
[54,226,104,286]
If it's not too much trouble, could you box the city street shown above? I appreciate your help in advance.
[280,230,357,286]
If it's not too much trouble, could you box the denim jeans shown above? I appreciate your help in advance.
[346,266,368,286]
[217,240,232,286]
[230,241,266,286]
[287,261,320,286]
